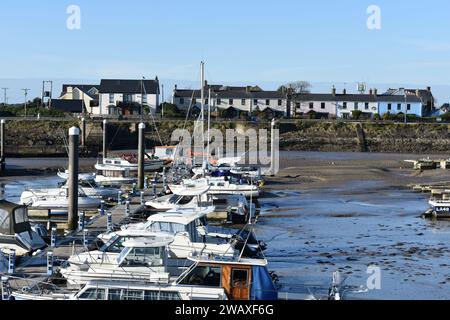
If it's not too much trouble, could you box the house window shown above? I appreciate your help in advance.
[321,102,325,110]
[387,104,392,111]
[142,94,147,104]
[309,102,314,109]
[278,99,282,106]
[407,104,411,111]
[365,103,369,110]
[343,102,347,109]
[229,99,234,105]
[253,99,258,105]
[241,99,246,105]
[217,98,221,105]
[123,94,132,103]
[354,102,359,110]
[192,98,197,104]
[205,98,208,105]
[397,104,401,111]
[109,94,114,104]
[266,99,270,106]
[179,98,184,105]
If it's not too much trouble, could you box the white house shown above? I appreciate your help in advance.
[58,84,100,114]
[173,83,288,116]
[99,78,160,116]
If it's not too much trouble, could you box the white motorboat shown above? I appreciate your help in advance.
[95,155,164,173]
[145,184,210,211]
[428,198,450,217]
[56,174,119,199]
[57,170,96,182]
[0,201,46,256]
[20,188,102,210]
[169,177,259,198]
[154,146,177,164]
[146,185,254,223]
[176,255,278,300]
[93,214,236,262]
[60,237,277,300]
[9,279,226,301]
[60,236,175,286]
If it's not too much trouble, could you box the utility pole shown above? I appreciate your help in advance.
[1,88,8,107]
[22,89,30,118]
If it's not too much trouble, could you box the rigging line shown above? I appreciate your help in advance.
[142,78,163,146]
[58,126,70,156]
[108,125,121,148]
[182,89,197,132]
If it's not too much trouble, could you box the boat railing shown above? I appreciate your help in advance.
[1,275,74,298]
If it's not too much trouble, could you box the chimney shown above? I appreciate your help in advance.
[416,89,420,98]
[373,89,378,97]
[369,88,373,95]
[174,84,177,90]
[332,86,336,96]
[427,86,431,93]
[343,89,347,95]
[67,86,73,94]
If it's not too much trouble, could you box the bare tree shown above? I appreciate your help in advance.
[278,81,312,94]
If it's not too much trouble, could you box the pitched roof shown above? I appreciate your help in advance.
[174,89,285,99]
[99,79,160,94]
[51,99,84,113]
[61,84,100,99]
[293,93,422,103]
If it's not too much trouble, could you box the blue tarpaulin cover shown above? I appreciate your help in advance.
[250,266,278,300]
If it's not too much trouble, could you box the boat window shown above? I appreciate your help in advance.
[150,222,186,234]
[231,269,249,288]
[168,194,181,204]
[122,247,164,267]
[107,289,122,300]
[114,161,121,165]
[105,160,112,164]
[101,236,130,253]
[144,290,181,300]
[122,289,144,300]
[177,196,193,205]
[0,209,10,234]
[107,289,144,300]
[14,207,28,224]
[78,287,106,300]
[180,266,222,287]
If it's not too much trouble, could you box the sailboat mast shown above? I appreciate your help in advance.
[200,61,205,165]
[207,87,211,161]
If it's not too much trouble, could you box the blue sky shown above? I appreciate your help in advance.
[1,0,450,102]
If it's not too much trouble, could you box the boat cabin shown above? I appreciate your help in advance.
[178,258,278,300]
[144,210,210,243]
[116,238,169,270]
[0,201,46,255]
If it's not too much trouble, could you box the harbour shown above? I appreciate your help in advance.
[2,151,450,300]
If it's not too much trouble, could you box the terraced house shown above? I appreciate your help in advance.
[172,83,288,117]
[293,86,435,119]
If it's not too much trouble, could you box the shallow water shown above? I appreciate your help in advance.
[256,179,450,300]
